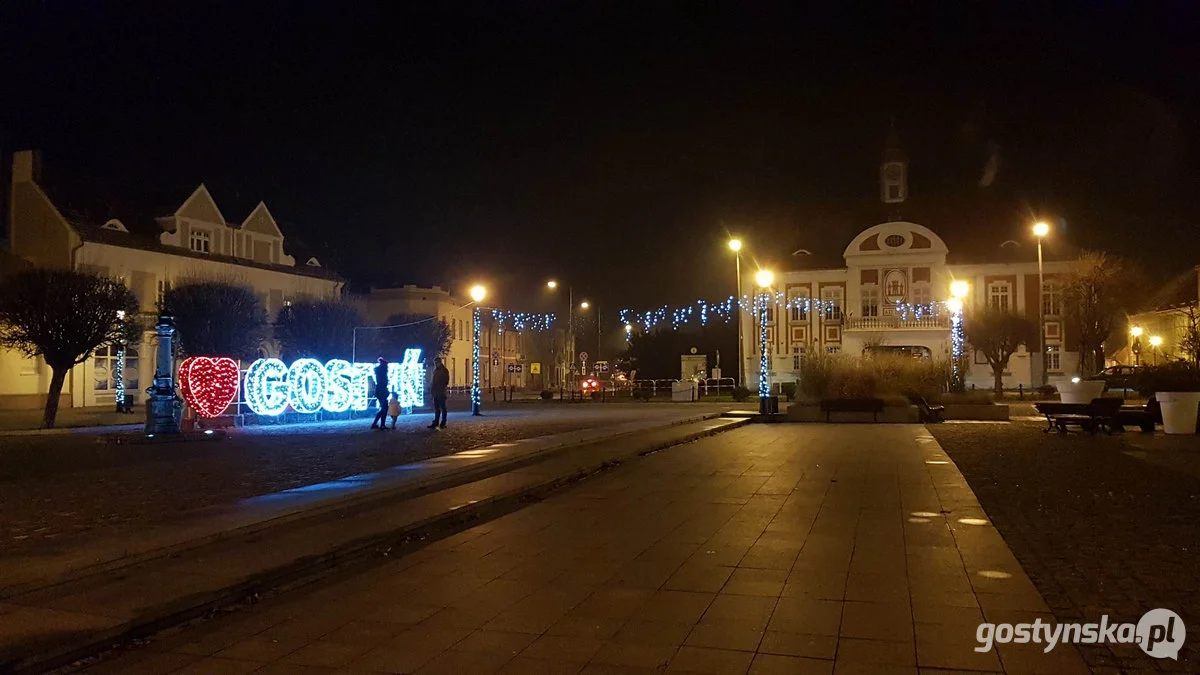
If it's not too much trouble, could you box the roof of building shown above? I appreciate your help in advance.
[1144,266,1200,311]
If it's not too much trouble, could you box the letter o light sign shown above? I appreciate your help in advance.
[242,349,424,416]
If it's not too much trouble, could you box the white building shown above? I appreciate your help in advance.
[741,132,1080,391]
[1,150,344,410]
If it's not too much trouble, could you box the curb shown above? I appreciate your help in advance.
[3,417,749,674]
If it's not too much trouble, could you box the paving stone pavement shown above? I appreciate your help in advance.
[77,424,1082,674]
[930,419,1200,673]
[0,404,727,554]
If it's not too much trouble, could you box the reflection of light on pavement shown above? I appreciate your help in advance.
[978,570,1012,579]
[490,443,517,448]
[907,517,930,523]
[925,460,949,465]
[450,449,500,459]
[910,511,940,518]
[957,517,989,526]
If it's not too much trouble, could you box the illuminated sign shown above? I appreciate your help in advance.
[242,349,424,416]
[179,356,241,418]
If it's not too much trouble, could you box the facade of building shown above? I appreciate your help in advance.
[1116,267,1200,366]
[359,285,566,392]
[1,150,343,410]
[741,136,1080,391]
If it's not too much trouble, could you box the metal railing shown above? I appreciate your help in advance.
[844,315,949,330]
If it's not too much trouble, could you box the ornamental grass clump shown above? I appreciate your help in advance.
[799,353,951,401]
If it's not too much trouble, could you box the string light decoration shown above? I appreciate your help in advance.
[178,356,241,418]
[619,295,946,332]
[472,306,482,415]
[758,293,770,399]
[114,346,126,411]
[490,310,556,333]
[288,358,328,414]
[947,298,966,391]
[384,349,425,409]
[245,358,291,416]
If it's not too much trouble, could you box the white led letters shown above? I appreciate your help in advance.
[242,350,424,416]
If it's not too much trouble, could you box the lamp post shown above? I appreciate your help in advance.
[755,269,774,414]
[579,300,601,365]
[1150,335,1163,365]
[729,238,744,387]
[948,281,969,392]
[547,280,574,387]
[1130,326,1143,367]
[469,285,487,415]
[1033,221,1050,387]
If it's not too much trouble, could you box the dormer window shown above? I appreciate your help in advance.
[189,230,211,254]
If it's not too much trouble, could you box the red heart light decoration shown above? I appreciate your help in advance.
[179,356,240,418]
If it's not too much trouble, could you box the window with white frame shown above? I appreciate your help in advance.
[826,345,841,355]
[189,229,211,254]
[792,345,805,370]
[156,279,171,306]
[821,287,843,321]
[92,344,139,392]
[1042,281,1062,317]
[1046,344,1062,372]
[861,286,880,318]
[788,295,807,322]
[987,281,1011,311]
[911,283,932,307]
[764,304,775,325]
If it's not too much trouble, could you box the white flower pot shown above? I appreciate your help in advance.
[1157,391,1200,435]
[1058,379,1105,405]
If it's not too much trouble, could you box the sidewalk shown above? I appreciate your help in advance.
[80,424,1085,674]
[0,413,745,672]
[0,407,141,434]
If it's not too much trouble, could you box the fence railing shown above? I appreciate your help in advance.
[844,315,949,330]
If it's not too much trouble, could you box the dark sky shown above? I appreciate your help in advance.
[3,1,1198,315]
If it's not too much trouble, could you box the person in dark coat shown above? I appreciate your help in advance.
[428,356,450,429]
[370,357,390,429]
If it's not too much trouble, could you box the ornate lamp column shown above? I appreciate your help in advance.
[755,269,774,414]
[470,285,487,416]
[948,281,969,392]
[144,313,181,434]
[114,309,127,413]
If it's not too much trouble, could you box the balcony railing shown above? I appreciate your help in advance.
[844,315,950,330]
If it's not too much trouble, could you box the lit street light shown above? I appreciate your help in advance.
[1150,335,1163,365]
[756,269,774,414]
[547,279,575,386]
[1131,325,1144,366]
[729,238,744,387]
[949,281,969,390]
[578,300,601,365]
[469,284,486,415]
[1033,221,1050,386]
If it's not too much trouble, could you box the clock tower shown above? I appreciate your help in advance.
[880,123,907,204]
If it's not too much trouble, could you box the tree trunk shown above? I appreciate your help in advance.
[42,366,68,429]
[992,365,1004,394]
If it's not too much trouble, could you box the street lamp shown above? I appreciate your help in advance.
[1131,326,1144,367]
[1033,221,1050,386]
[578,300,601,367]
[729,238,744,387]
[755,269,774,414]
[547,279,575,386]
[948,281,969,391]
[1150,335,1163,365]
[469,284,487,415]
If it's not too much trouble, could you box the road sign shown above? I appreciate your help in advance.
[579,351,588,362]
[530,362,541,374]
[506,363,524,374]
[492,351,500,365]
[594,360,609,373]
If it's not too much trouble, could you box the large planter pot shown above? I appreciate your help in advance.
[1058,379,1106,405]
[1157,391,1200,435]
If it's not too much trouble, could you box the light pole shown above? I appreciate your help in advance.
[579,300,600,365]
[1150,335,1163,365]
[729,238,744,386]
[1033,221,1050,387]
[1130,326,1143,367]
[755,269,774,414]
[547,280,574,387]
[948,280,970,392]
[469,284,487,415]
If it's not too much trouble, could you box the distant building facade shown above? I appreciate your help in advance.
[741,132,1080,391]
[1115,267,1200,366]
[1,150,343,410]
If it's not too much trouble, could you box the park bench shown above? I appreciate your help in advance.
[820,398,885,422]
[1034,397,1123,435]
[908,395,945,423]
[1113,397,1160,432]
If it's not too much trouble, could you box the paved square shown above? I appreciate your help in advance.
[85,424,1085,674]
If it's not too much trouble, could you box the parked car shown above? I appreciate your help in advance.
[1091,365,1143,393]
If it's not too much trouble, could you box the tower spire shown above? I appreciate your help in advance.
[880,120,908,204]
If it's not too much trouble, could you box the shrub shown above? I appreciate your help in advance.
[1137,362,1200,396]
[1036,384,1057,397]
[540,389,554,400]
[732,385,752,402]
[800,353,951,400]
[631,388,653,401]
[778,382,797,401]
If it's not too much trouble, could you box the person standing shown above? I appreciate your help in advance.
[428,356,450,429]
[370,357,389,430]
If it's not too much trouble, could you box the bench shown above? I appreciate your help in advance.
[908,395,945,423]
[1034,398,1123,434]
[820,398,885,422]
[1114,397,1160,432]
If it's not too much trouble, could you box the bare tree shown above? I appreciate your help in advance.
[1062,252,1143,376]
[0,269,138,427]
[1178,305,1200,368]
[964,308,1036,394]
[372,314,452,363]
[275,298,364,362]
[160,281,267,360]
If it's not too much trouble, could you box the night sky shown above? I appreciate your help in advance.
[3,1,1198,315]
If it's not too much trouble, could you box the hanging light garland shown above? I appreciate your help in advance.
[472,306,482,414]
[489,310,556,333]
[758,293,770,399]
[619,295,943,333]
